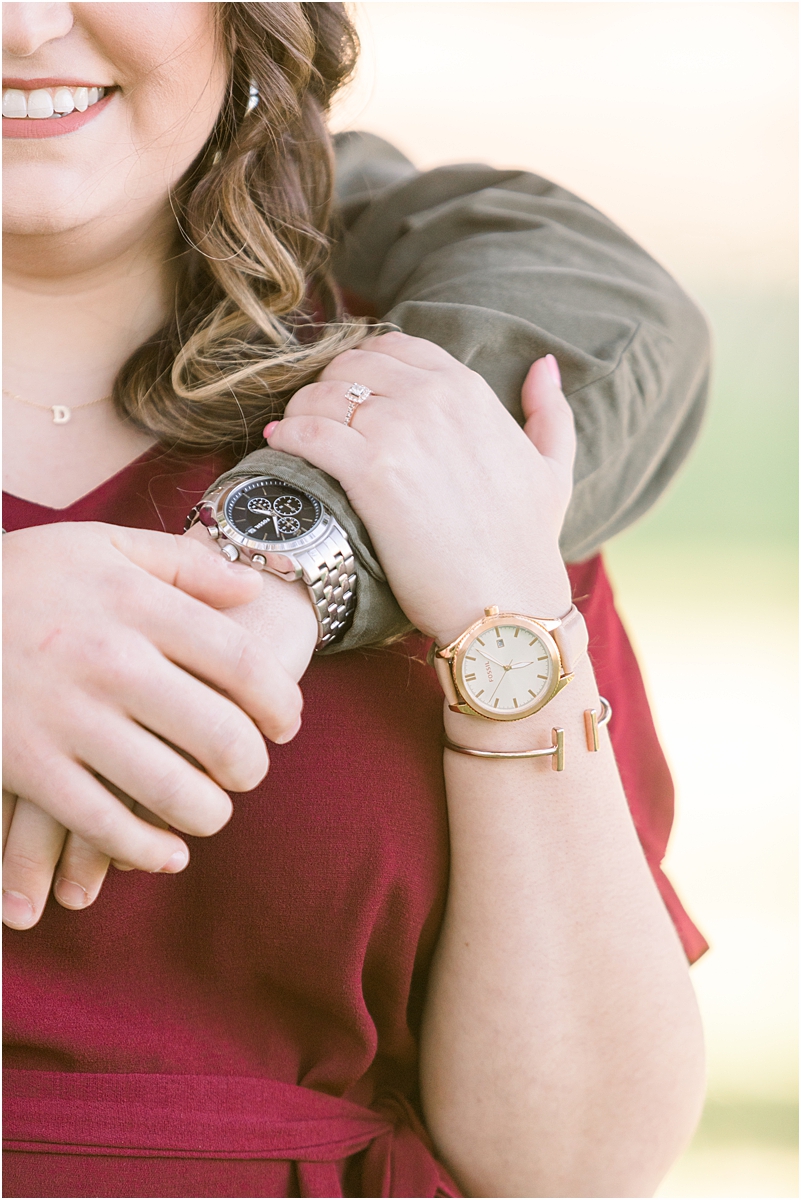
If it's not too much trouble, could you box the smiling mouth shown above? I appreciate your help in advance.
[2,84,113,120]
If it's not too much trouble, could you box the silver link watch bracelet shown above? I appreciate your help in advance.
[185,480,357,650]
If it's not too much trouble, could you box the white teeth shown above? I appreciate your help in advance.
[1,84,107,118]
[53,86,75,114]
[26,88,54,119]
[2,89,27,118]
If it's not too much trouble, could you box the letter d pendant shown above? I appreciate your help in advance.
[52,405,71,424]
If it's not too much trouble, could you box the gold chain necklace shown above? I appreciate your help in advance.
[2,387,112,425]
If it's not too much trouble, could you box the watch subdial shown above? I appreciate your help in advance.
[276,515,301,537]
[273,495,303,517]
[247,496,273,515]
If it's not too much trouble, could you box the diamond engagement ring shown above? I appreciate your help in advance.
[343,383,372,426]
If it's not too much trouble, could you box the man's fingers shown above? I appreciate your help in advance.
[2,798,67,929]
[3,789,17,852]
[520,356,576,474]
[54,834,111,911]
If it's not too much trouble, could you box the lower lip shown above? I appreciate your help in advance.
[2,90,114,139]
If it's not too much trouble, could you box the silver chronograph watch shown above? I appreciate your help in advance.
[432,604,589,720]
[186,476,357,649]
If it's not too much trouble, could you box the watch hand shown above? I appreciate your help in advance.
[486,671,508,704]
[476,648,507,668]
[509,660,536,670]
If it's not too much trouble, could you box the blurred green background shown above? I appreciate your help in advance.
[606,284,798,1196]
[337,4,798,1193]
[624,290,797,549]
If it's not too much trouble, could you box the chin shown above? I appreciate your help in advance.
[2,165,99,236]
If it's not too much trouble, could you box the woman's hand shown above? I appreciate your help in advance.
[3,521,304,928]
[266,333,575,646]
[267,335,706,1198]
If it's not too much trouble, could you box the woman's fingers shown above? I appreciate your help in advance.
[111,642,273,795]
[319,346,420,395]
[265,413,366,491]
[342,329,455,371]
[53,781,148,907]
[107,524,263,610]
[520,356,576,477]
[11,759,190,875]
[2,798,67,929]
[3,803,115,924]
[53,834,111,912]
[285,378,385,425]
[76,711,237,838]
[271,340,576,644]
[3,521,306,917]
[288,334,452,423]
[141,589,303,751]
[108,801,169,870]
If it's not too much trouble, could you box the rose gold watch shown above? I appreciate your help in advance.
[432,604,588,721]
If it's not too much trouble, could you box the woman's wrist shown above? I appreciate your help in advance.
[442,654,600,756]
[429,560,572,651]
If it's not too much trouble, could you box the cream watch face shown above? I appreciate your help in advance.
[454,618,561,720]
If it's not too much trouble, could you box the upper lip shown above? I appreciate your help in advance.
[2,78,112,90]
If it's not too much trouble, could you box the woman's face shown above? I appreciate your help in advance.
[2,3,228,239]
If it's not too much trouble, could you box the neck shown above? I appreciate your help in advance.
[3,203,178,406]
[2,204,178,508]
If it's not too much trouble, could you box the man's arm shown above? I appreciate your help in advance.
[331,131,711,562]
[209,132,711,649]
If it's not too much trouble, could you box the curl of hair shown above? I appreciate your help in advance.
[113,2,371,455]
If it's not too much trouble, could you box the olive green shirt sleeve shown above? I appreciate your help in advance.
[331,132,711,561]
[208,131,710,652]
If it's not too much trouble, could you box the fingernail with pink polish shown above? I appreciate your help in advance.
[263,421,279,440]
[158,849,189,874]
[545,354,561,387]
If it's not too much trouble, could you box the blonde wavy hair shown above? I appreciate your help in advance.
[114,2,370,455]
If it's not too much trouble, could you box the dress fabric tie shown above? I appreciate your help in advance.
[3,1070,458,1198]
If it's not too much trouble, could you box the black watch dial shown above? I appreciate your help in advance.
[225,479,323,544]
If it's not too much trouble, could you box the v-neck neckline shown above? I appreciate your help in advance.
[2,442,163,513]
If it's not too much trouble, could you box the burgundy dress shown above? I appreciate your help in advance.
[2,445,707,1199]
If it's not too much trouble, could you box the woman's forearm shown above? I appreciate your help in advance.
[419,657,705,1198]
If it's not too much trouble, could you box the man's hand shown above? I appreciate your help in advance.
[3,521,310,929]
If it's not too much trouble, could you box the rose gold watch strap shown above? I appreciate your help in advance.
[552,604,589,675]
[433,653,461,707]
